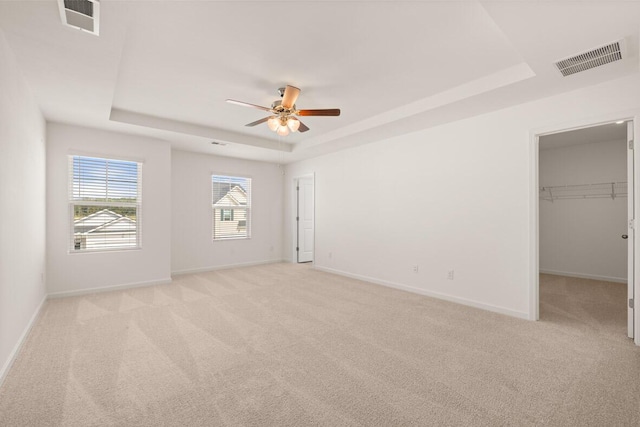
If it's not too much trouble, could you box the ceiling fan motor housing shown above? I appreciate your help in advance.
[271,100,296,115]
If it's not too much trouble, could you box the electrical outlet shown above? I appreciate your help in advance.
[269,245,274,252]
[328,252,333,259]
[413,265,419,273]
[447,270,454,280]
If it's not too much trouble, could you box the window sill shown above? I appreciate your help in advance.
[212,237,251,242]
[68,247,142,255]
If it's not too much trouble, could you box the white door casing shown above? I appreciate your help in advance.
[531,113,640,345]
[628,120,635,339]
[297,177,314,263]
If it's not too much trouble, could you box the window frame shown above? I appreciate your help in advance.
[220,209,234,222]
[68,155,143,253]
[212,173,251,241]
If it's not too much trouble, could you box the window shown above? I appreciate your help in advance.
[69,155,142,252]
[212,174,251,240]
[220,209,234,221]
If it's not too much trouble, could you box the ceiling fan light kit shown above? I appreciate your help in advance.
[267,116,280,131]
[287,117,300,132]
[266,115,299,136]
[226,85,340,136]
[276,125,290,136]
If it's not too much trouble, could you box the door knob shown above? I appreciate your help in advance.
[622,234,628,239]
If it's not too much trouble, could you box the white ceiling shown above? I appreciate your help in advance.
[0,0,639,163]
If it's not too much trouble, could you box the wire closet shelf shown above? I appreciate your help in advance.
[540,182,627,202]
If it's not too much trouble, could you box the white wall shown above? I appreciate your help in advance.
[171,150,283,273]
[46,124,172,295]
[285,73,640,319]
[539,139,627,282]
[0,29,46,381]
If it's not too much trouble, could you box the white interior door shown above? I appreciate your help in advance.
[628,121,635,339]
[297,177,314,263]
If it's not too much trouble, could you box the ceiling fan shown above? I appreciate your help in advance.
[226,85,341,136]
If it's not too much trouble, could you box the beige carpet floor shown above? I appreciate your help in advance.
[0,265,638,426]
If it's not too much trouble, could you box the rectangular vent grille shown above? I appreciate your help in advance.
[555,41,622,77]
[58,0,99,35]
[64,0,93,17]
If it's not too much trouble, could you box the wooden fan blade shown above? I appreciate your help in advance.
[245,117,270,127]
[297,109,341,117]
[226,99,272,112]
[297,120,310,133]
[281,85,300,109]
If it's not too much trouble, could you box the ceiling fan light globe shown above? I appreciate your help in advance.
[276,126,290,136]
[287,117,300,132]
[267,116,280,131]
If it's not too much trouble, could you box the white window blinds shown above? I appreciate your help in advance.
[212,174,251,240]
[69,155,142,252]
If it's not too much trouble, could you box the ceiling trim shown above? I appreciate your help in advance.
[294,63,536,152]
[109,108,293,152]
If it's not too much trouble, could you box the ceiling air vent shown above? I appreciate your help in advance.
[555,41,624,77]
[57,0,100,36]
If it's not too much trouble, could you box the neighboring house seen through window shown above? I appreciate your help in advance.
[212,174,251,240]
[69,155,142,252]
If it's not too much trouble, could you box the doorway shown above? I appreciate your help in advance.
[295,175,314,263]
[535,119,635,341]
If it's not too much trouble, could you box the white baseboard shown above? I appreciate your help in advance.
[48,277,173,299]
[171,259,285,276]
[0,294,47,387]
[539,269,627,284]
[314,266,529,320]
